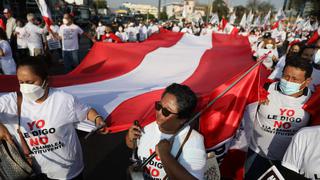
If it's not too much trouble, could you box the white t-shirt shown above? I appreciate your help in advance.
[96,25,106,40]
[0,89,90,179]
[14,26,28,49]
[310,67,320,92]
[115,31,128,42]
[172,26,181,33]
[24,22,45,50]
[256,48,278,69]
[0,40,16,75]
[137,122,206,179]
[249,82,311,160]
[59,24,83,51]
[180,27,193,34]
[126,27,138,42]
[138,25,148,42]
[282,126,320,180]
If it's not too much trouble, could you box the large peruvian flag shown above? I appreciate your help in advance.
[0,30,319,179]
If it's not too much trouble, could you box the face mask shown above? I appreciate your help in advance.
[266,44,273,49]
[313,49,320,64]
[98,23,102,26]
[279,78,303,95]
[20,80,46,102]
[62,18,69,25]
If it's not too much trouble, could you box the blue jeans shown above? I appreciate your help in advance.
[63,50,79,73]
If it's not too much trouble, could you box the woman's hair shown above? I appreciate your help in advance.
[17,56,49,81]
[0,28,8,40]
[162,83,198,119]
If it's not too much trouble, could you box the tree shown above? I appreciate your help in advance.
[159,11,168,20]
[246,0,275,17]
[211,0,229,19]
[233,5,247,24]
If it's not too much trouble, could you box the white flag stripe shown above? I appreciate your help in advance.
[61,34,213,131]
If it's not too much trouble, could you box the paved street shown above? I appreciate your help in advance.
[78,130,132,179]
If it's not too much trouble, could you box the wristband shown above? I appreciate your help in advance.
[94,115,103,126]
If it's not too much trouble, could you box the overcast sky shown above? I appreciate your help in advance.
[107,0,285,9]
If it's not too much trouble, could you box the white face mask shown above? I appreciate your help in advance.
[98,23,102,26]
[20,80,46,102]
[314,49,320,64]
[266,44,273,49]
[62,18,69,25]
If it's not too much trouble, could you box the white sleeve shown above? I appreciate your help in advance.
[73,96,90,123]
[0,93,14,113]
[268,66,283,80]
[281,135,302,173]
[179,135,206,179]
[77,26,84,35]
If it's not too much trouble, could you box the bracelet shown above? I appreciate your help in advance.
[94,115,103,126]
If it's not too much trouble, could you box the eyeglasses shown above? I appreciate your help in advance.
[155,101,178,117]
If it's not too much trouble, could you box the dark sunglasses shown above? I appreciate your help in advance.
[155,101,178,117]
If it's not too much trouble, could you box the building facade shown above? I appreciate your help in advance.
[122,2,158,18]
[164,0,205,20]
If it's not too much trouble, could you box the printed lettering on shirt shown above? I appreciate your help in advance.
[139,148,164,179]
[63,29,75,41]
[23,119,64,154]
[261,108,304,136]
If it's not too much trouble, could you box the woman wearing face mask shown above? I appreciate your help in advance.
[0,57,108,179]
[101,26,122,43]
[256,38,279,70]
[0,28,16,75]
[115,25,128,42]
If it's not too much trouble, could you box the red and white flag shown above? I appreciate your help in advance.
[35,0,53,30]
[0,30,319,178]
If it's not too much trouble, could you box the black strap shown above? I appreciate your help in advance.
[16,92,33,165]
[163,127,193,180]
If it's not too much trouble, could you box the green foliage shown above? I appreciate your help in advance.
[159,11,168,20]
[211,0,229,19]
[94,0,107,9]
[233,5,247,24]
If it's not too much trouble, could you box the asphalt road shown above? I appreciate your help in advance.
[77,130,132,180]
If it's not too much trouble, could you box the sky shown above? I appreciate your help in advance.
[107,0,285,9]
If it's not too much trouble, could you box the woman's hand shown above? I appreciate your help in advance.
[95,116,109,134]
[156,139,172,159]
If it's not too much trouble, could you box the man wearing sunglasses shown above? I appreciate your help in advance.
[126,83,207,180]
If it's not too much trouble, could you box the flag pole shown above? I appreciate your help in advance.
[135,51,272,171]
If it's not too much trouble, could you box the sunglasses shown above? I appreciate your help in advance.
[155,101,178,117]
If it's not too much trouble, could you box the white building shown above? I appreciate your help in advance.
[64,0,89,5]
[122,2,158,18]
[164,0,205,20]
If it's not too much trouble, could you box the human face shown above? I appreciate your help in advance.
[282,66,311,92]
[17,66,45,87]
[301,48,315,62]
[156,93,184,133]
[290,45,300,54]
[3,12,10,19]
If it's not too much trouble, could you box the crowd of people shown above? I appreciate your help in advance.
[0,5,320,180]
